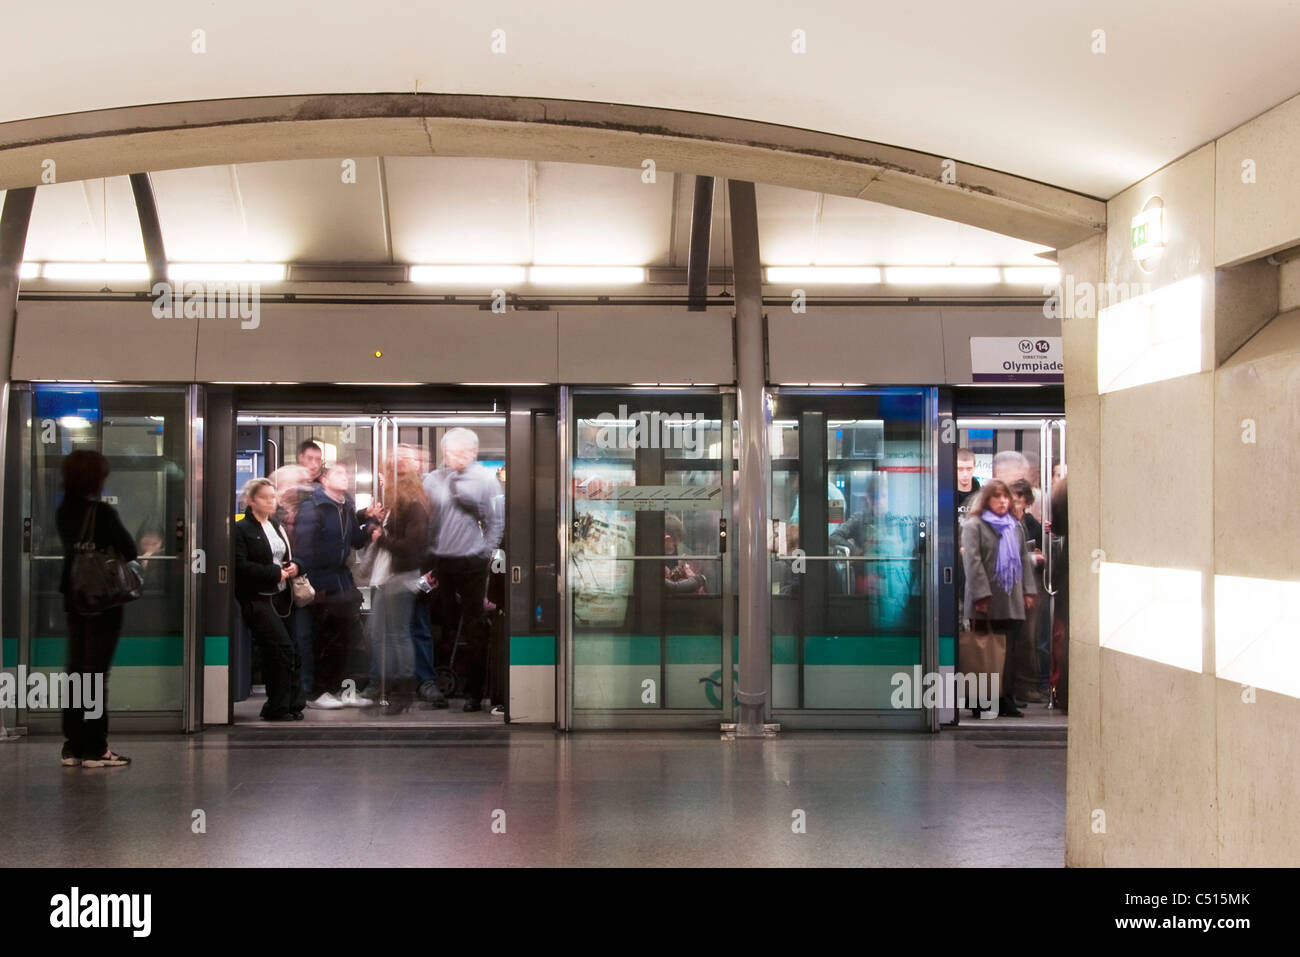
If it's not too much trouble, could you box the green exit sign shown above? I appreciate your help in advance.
[1130,205,1164,260]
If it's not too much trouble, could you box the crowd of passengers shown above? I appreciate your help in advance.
[233,429,504,721]
[955,448,1069,717]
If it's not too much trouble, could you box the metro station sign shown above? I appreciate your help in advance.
[969,337,1064,383]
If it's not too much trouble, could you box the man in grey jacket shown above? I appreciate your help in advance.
[424,428,504,711]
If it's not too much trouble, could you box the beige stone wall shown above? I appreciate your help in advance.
[1066,93,1300,867]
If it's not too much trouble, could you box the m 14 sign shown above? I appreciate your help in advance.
[969,337,1064,383]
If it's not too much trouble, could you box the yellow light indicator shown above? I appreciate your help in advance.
[374,350,383,359]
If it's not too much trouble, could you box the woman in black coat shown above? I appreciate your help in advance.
[234,477,306,720]
[56,450,137,767]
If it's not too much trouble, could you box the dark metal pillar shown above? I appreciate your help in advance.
[0,187,35,743]
[727,180,771,736]
[687,176,714,311]
[129,172,168,286]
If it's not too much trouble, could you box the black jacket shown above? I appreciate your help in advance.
[57,498,137,611]
[234,513,293,603]
[295,485,372,596]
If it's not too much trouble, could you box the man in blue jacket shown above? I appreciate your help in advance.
[295,461,379,709]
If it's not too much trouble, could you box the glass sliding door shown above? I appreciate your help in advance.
[770,389,934,728]
[15,385,194,731]
[565,390,734,728]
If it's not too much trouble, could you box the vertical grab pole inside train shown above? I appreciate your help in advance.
[376,415,389,708]
[1042,420,1058,598]
[727,180,771,737]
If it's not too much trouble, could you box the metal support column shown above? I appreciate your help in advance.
[686,176,714,312]
[129,172,168,287]
[0,187,35,743]
[727,180,771,737]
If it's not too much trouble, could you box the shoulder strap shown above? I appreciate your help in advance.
[77,501,97,546]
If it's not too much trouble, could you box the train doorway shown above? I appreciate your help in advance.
[945,387,1068,729]
[207,385,558,730]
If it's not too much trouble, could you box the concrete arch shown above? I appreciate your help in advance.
[0,93,1103,249]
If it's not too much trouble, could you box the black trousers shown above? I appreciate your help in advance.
[63,606,123,759]
[435,555,490,699]
[313,592,364,695]
[240,596,305,717]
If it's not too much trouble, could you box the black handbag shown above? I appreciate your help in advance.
[68,504,145,615]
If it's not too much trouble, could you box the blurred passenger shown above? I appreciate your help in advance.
[954,448,981,641]
[365,449,432,714]
[296,439,324,484]
[773,523,801,597]
[271,464,315,697]
[991,450,1030,485]
[1049,477,1069,712]
[1028,470,1045,524]
[424,428,504,712]
[1009,479,1047,705]
[136,522,165,565]
[961,479,1038,718]
[397,445,442,704]
[233,477,305,723]
[296,461,378,709]
[663,513,707,594]
[135,520,168,592]
[57,450,138,766]
[955,448,981,524]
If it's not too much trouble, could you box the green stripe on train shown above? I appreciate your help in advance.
[8,635,228,667]
[204,636,229,667]
[573,634,926,666]
[510,635,556,666]
[28,636,183,668]
[9,633,947,670]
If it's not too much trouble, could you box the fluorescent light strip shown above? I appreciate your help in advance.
[1003,266,1060,284]
[168,263,286,281]
[41,262,150,281]
[885,266,1002,284]
[410,265,526,284]
[529,266,644,284]
[20,262,40,279]
[765,266,881,284]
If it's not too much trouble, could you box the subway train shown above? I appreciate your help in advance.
[0,298,1065,733]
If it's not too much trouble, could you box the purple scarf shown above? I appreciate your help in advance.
[981,509,1022,594]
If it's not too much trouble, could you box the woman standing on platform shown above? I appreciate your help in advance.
[234,477,306,721]
[960,478,1038,717]
[57,450,137,767]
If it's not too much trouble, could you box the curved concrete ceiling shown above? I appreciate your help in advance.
[0,95,1103,249]
[6,0,1300,198]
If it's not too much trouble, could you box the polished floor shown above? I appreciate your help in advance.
[0,727,1066,867]
[233,690,505,728]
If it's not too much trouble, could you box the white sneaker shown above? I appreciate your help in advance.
[340,688,374,708]
[308,692,345,710]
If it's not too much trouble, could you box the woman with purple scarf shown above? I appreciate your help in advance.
[960,479,1038,717]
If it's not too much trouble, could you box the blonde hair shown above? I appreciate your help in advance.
[241,476,276,511]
